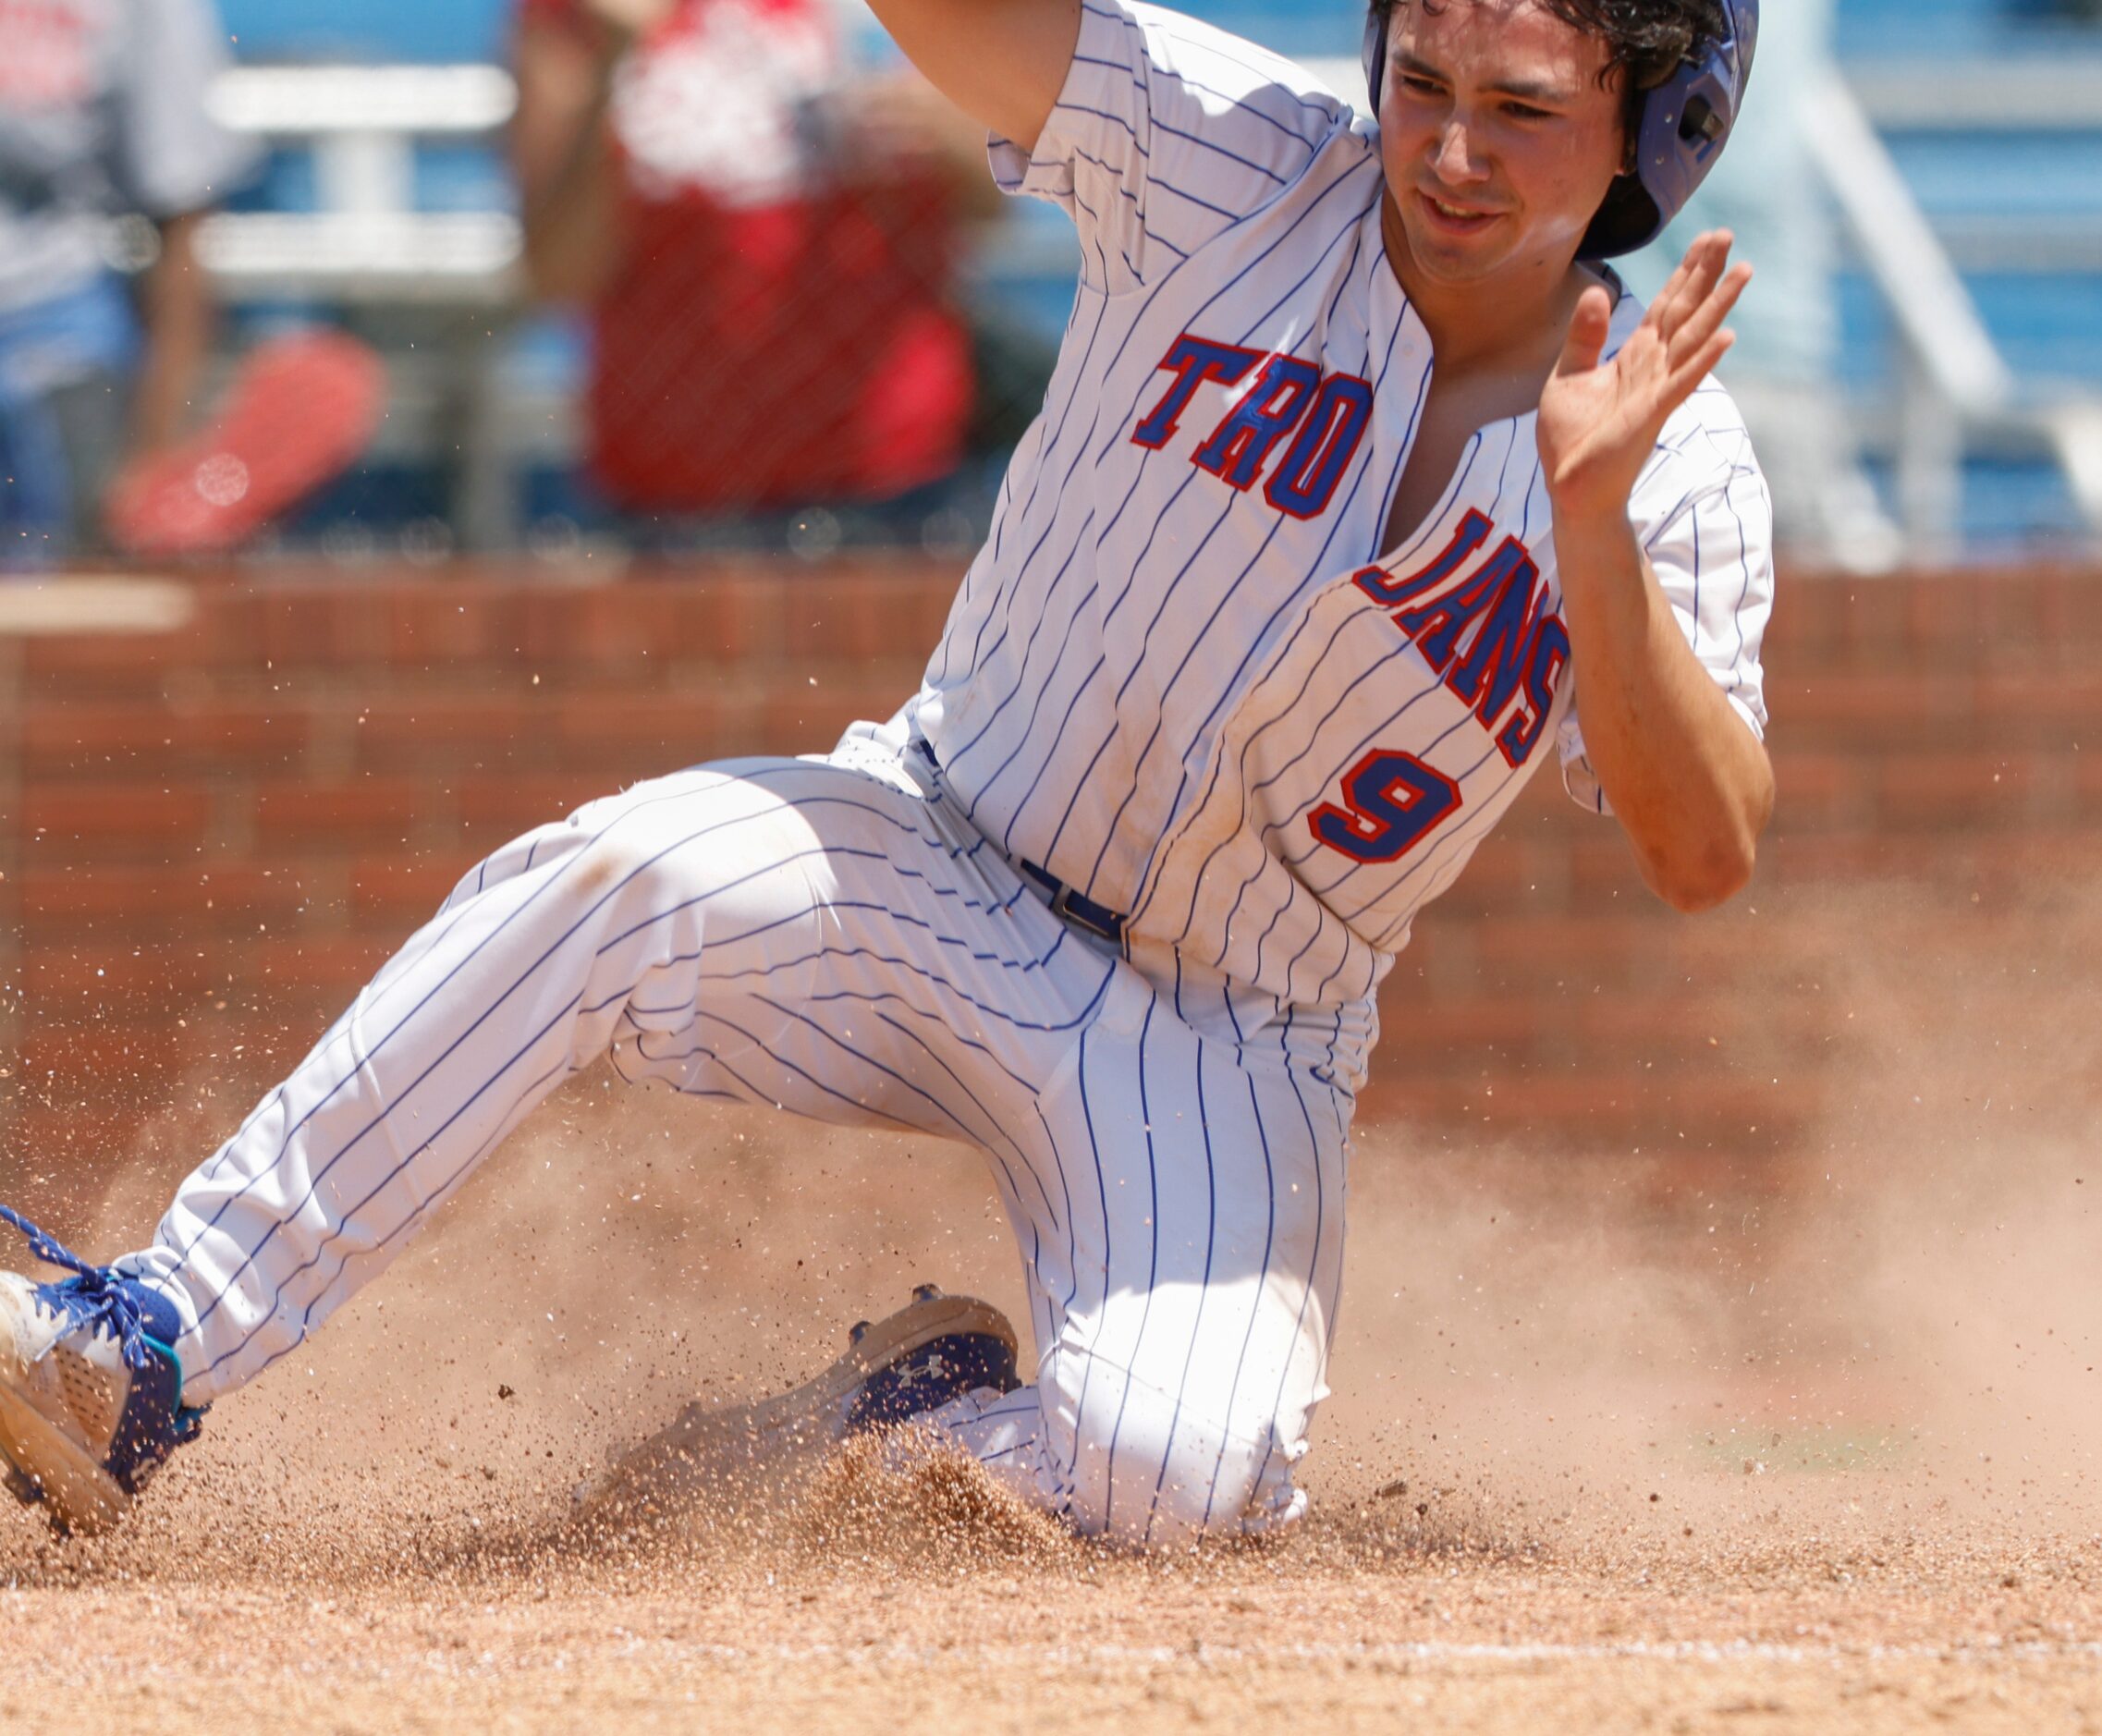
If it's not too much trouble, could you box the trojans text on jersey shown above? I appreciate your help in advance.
[1130,333,1374,520]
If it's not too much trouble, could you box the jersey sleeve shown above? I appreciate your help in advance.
[112,0,259,220]
[986,0,1351,295]
[1558,382,1776,813]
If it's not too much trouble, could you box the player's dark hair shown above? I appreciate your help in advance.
[1368,0,1729,246]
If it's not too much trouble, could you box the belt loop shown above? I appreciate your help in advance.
[907,734,944,798]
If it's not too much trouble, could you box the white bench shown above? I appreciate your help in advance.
[194,65,547,548]
[200,64,522,305]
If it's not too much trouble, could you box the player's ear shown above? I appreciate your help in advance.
[1615,61,1641,173]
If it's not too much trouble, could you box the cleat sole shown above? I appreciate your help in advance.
[0,1365,128,1535]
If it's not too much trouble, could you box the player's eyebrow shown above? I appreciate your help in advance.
[1392,49,1574,105]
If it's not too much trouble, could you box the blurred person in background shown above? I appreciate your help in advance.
[1624,0,1900,568]
[511,0,989,543]
[0,0,255,566]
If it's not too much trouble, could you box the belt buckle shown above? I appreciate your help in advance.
[1020,857,1121,942]
[1048,880,1118,942]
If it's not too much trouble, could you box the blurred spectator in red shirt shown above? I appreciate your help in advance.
[511,0,976,520]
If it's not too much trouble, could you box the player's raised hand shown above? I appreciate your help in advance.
[1536,229,1752,523]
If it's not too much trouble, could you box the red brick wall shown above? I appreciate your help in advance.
[3,559,2097,1198]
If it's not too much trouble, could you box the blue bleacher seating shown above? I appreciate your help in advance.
[1835,0,2102,60]
[216,0,507,66]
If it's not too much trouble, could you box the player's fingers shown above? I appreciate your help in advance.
[1640,232,1717,339]
[1655,230,1729,336]
[1644,246,1698,329]
[1662,328,1736,407]
[1680,231,1734,317]
[1647,230,1716,334]
[1668,261,1753,361]
[1555,285,1615,376]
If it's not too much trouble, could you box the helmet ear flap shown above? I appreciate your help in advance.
[1579,0,1759,259]
[1361,4,1390,113]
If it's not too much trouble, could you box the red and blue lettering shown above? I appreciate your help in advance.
[1353,516,1566,767]
[1266,374,1375,520]
[1307,514,1570,865]
[1131,335,1260,449]
[1192,354,1322,491]
[1306,749,1463,864]
[1494,615,1569,768]
[1446,539,1547,727]
[1393,536,1533,672]
[1131,331,1370,519]
[1351,509,1492,608]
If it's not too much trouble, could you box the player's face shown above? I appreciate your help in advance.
[1376,0,1626,290]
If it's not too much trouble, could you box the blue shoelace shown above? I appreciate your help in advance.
[0,1204,160,1374]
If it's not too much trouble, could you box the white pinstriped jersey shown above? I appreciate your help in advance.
[101,0,1769,1549]
[910,0,1774,1012]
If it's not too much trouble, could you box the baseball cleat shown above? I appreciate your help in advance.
[0,1206,204,1535]
[573,1285,1020,1522]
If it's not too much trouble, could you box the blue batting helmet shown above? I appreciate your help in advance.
[1360,0,1759,259]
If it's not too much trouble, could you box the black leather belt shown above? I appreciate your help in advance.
[912,737,1128,943]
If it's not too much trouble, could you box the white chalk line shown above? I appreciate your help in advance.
[614,1637,2102,1669]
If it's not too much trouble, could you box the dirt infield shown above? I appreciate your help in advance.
[6,1528,2100,1733]
[1,885,2098,1733]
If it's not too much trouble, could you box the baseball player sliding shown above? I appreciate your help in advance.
[0,0,1770,1545]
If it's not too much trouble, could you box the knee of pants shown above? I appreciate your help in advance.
[1054,1351,1302,1549]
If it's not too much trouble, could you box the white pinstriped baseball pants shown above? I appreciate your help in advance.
[118,722,1355,1546]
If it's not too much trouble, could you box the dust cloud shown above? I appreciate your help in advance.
[0,875,2094,1716]
[1312,874,2102,1571]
